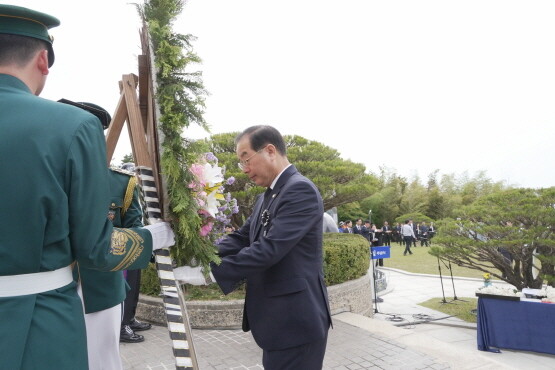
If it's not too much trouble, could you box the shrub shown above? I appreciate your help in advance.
[323,233,370,285]
[139,263,161,296]
[140,233,371,297]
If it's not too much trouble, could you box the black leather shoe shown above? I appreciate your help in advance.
[129,318,152,332]
[120,325,144,343]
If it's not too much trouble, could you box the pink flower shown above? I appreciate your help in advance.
[200,222,213,236]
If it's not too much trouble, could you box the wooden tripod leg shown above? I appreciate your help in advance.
[105,92,128,166]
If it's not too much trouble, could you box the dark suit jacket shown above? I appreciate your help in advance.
[353,225,363,235]
[211,165,332,351]
[360,226,371,241]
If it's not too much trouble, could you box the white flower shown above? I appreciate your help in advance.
[205,189,220,217]
[476,285,522,297]
[203,162,224,188]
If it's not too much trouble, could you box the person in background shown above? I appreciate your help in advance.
[428,222,436,244]
[338,221,345,232]
[371,224,383,266]
[419,221,430,247]
[394,222,403,245]
[402,220,416,256]
[412,221,419,248]
[361,220,372,242]
[353,218,363,235]
[381,221,392,246]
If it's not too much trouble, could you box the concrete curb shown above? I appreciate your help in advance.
[380,266,508,285]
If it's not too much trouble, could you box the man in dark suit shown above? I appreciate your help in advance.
[419,221,430,247]
[211,125,332,370]
[381,221,392,246]
[361,220,372,242]
[353,218,363,235]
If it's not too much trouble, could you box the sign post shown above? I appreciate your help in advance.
[370,246,391,313]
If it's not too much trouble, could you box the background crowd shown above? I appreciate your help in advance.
[337,218,437,247]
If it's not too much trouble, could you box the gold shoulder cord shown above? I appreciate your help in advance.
[122,176,137,218]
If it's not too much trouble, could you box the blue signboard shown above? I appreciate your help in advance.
[371,246,391,259]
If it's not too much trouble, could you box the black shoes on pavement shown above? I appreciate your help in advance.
[120,324,144,343]
[130,318,152,331]
[120,318,152,343]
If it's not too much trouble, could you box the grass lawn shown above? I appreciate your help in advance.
[419,297,478,323]
[384,242,500,279]
[182,283,245,301]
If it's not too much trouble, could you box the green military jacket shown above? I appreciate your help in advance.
[78,168,145,314]
[0,74,153,369]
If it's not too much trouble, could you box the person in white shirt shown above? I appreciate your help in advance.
[401,219,416,256]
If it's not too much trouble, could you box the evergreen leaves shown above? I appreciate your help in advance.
[140,0,215,267]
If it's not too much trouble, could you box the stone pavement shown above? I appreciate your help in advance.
[122,318,452,370]
[121,267,555,369]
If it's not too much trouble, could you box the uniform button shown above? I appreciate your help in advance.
[111,203,116,207]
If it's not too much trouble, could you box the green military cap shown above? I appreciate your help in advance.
[0,4,60,67]
[57,99,112,130]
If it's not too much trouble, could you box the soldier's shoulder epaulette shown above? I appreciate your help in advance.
[109,166,136,177]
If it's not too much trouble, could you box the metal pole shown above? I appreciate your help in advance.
[371,248,379,313]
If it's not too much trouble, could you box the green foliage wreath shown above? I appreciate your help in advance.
[139,0,217,268]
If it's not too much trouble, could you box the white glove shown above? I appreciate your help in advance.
[173,266,213,285]
[144,222,175,250]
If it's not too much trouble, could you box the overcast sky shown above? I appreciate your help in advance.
[18,0,555,189]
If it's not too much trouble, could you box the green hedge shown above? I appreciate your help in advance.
[322,233,370,285]
[140,263,161,296]
[140,233,371,296]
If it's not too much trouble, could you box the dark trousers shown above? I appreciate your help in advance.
[262,332,328,370]
[403,236,413,255]
[122,269,141,325]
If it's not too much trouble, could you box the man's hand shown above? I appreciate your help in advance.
[144,222,175,250]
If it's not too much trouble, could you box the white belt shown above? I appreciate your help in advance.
[0,265,73,298]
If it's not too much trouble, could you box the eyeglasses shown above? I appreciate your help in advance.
[238,146,268,170]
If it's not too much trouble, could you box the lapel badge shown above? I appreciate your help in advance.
[261,209,270,227]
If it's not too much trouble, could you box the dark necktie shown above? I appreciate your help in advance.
[263,188,272,208]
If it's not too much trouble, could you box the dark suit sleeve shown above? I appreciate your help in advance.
[212,180,321,294]
[217,216,252,258]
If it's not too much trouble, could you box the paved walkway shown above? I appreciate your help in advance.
[121,267,555,369]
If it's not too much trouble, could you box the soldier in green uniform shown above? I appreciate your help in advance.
[0,5,175,369]
[68,102,148,369]
[79,166,148,369]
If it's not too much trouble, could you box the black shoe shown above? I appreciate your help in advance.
[129,318,152,332]
[120,325,145,343]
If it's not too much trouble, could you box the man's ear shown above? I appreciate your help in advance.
[266,144,277,156]
[37,50,49,76]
